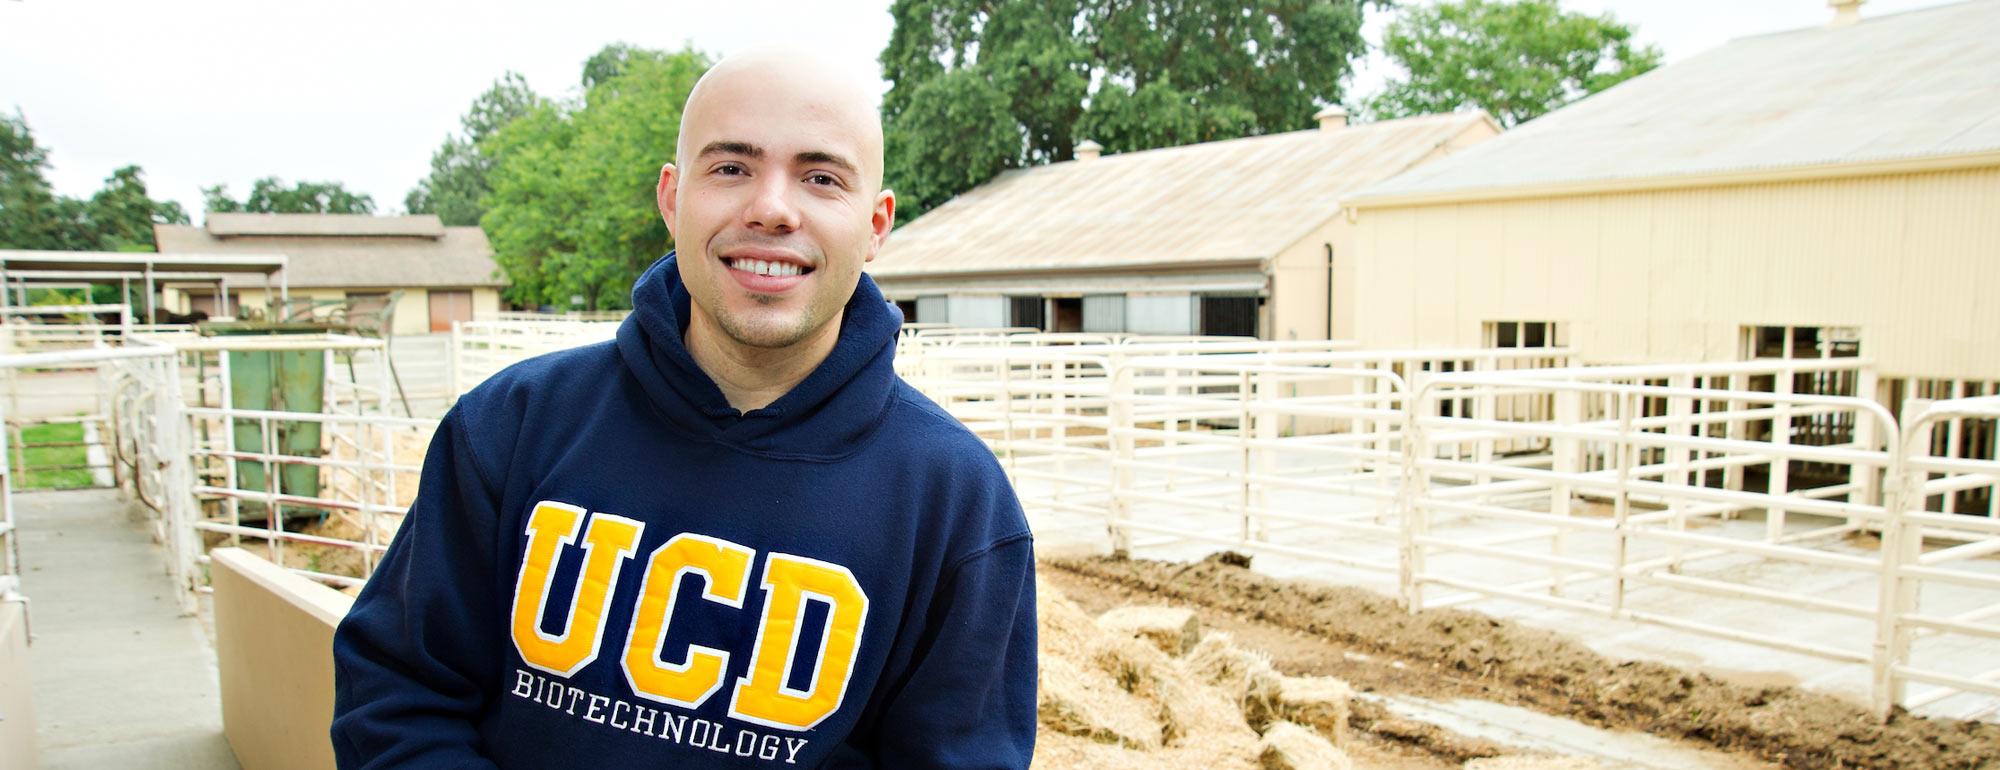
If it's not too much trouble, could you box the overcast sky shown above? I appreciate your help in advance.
[0,0,1964,219]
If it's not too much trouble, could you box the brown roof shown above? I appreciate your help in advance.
[870,111,1496,278]
[154,214,505,289]
[204,213,447,238]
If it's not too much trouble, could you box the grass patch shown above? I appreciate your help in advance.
[17,422,97,489]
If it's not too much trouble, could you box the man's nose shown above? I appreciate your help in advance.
[744,177,800,232]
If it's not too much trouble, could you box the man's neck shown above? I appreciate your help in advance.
[684,313,843,413]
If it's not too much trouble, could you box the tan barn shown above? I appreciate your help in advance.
[1345,0,2000,408]
[869,110,1498,339]
[154,213,506,336]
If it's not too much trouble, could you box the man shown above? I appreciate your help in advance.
[331,49,1037,769]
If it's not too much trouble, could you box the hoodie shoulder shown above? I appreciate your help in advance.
[888,380,991,457]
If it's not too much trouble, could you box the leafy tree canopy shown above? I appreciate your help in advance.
[406,72,546,225]
[203,177,375,214]
[880,0,1383,219]
[1,111,187,253]
[1368,0,1662,127]
[481,45,709,310]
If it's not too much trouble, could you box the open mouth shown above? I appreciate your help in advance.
[722,257,813,278]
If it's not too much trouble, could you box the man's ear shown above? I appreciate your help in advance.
[865,189,896,263]
[656,164,679,237]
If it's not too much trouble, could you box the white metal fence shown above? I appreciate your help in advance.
[449,319,619,399]
[1889,396,2000,717]
[1405,361,1899,702]
[8,323,1998,720]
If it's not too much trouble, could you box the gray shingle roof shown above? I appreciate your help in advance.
[871,111,1496,277]
[154,214,504,289]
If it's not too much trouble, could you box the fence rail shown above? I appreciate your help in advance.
[5,330,1997,720]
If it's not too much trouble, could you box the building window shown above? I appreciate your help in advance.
[1740,324,1864,491]
[1743,325,1859,360]
[893,299,918,324]
[1008,296,1045,330]
[1485,320,1565,348]
[1198,295,1259,338]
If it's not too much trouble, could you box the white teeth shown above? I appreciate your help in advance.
[731,258,803,277]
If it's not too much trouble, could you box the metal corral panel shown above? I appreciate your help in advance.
[1352,166,2000,380]
[1125,293,1196,335]
[946,295,1007,328]
[1082,294,1126,333]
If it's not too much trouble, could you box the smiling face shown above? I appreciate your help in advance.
[658,52,895,354]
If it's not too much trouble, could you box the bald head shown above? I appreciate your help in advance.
[676,47,886,192]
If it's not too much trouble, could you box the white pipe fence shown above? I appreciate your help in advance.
[3,326,1992,720]
[448,319,620,399]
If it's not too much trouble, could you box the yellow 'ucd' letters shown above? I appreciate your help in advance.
[622,533,754,708]
[729,554,871,731]
[506,501,871,732]
[510,501,646,676]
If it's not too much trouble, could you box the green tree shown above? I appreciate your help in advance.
[89,165,189,251]
[406,72,546,225]
[3,113,185,252]
[0,110,73,249]
[880,0,1380,220]
[482,46,710,310]
[1368,0,1662,127]
[204,177,375,214]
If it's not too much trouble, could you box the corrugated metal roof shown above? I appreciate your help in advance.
[870,111,1495,277]
[205,213,447,238]
[154,217,504,289]
[1352,0,2000,203]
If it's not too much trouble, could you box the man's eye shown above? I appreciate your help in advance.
[807,173,840,186]
[714,163,746,176]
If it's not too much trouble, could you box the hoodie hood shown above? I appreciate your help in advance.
[615,253,904,461]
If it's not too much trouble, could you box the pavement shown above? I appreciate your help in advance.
[15,488,238,769]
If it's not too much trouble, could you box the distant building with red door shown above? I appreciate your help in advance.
[155,213,506,335]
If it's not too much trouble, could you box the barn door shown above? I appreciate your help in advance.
[428,290,473,333]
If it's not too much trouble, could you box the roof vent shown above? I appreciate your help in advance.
[1314,105,1349,131]
[1074,139,1103,162]
[1829,0,1863,27]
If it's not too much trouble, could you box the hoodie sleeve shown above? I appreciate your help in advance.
[835,533,1039,769]
[330,408,504,769]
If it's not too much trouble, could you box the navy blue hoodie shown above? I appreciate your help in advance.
[332,255,1037,769]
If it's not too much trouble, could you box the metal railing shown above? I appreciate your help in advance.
[16,328,1995,721]
[1888,395,2000,719]
[476,310,631,323]
[449,319,620,399]
[1405,363,1898,700]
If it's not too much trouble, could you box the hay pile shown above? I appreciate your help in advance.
[1034,579,1357,769]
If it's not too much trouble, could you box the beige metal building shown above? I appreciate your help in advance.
[1345,0,2000,409]
[154,214,506,336]
[869,110,1498,339]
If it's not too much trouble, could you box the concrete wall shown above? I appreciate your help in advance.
[1,600,38,770]
[211,548,352,770]
[1352,165,2000,381]
[1269,215,1355,342]
[1270,119,1496,344]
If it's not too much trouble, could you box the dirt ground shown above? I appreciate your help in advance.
[1042,552,2000,770]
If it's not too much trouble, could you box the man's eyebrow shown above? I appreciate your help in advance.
[697,141,762,159]
[797,151,860,176]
